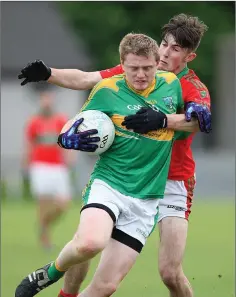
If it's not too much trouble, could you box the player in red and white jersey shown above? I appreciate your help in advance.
[23,91,75,250]
[18,14,211,297]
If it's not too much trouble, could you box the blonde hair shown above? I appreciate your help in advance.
[119,33,160,63]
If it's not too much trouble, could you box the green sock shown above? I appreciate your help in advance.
[47,262,65,281]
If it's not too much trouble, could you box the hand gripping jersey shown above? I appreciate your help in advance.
[100,65,211,180]
[81,73,183,199]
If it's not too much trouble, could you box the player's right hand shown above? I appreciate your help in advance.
[57,118,100,152]
[18,60,51,86]
[122,107,167,134]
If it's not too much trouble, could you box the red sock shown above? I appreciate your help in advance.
[58,289,78,297]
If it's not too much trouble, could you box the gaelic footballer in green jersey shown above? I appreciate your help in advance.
[15,33,184,297]
[81,71,183,201]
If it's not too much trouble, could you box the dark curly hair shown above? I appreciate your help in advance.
[161,13,208,51]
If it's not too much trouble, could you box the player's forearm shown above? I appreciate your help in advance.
[48,68,102,90]
[166,114,200,132]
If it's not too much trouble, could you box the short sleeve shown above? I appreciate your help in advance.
[182,79,211,109]
[100,64,124,79]
[80,78,120,116]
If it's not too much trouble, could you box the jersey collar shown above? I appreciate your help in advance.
[177,66,189,79]
[126,78,156,98]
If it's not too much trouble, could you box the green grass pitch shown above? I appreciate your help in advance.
[2,200,234,297]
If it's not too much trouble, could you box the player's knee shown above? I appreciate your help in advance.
[159,266,178,288]
[74,237,105,258]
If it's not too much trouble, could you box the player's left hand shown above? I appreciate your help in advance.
[185,102,212,133]
[122,107,167,134]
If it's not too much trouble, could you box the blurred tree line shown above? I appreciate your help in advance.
[58,1,234,100]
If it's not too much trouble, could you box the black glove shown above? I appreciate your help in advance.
[18,60,51,86]
[122,107,167,134]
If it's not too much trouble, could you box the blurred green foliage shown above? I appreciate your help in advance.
[1,179,7,202]
[58,1,235,95]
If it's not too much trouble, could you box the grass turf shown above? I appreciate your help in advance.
[1,200,234,297]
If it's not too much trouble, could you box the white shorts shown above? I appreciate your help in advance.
[29,162,71,199]
[158,176,196,222]
[81,179,159,252]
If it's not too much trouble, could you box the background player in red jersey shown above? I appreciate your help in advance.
[23,91,76,250]
[18,14,211,297]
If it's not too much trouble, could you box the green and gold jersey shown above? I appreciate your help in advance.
[81,72,183,199]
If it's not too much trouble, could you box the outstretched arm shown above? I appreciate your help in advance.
[48,68,102,90]
[49,64,124,90]
[18,60,123,90]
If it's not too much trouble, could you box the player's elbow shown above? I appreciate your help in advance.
[82,71,102,90]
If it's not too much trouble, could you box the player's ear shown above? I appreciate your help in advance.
[185,52,197,63]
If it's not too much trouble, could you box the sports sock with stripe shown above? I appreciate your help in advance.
[58,289,78,297]
[47,262,65,281]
